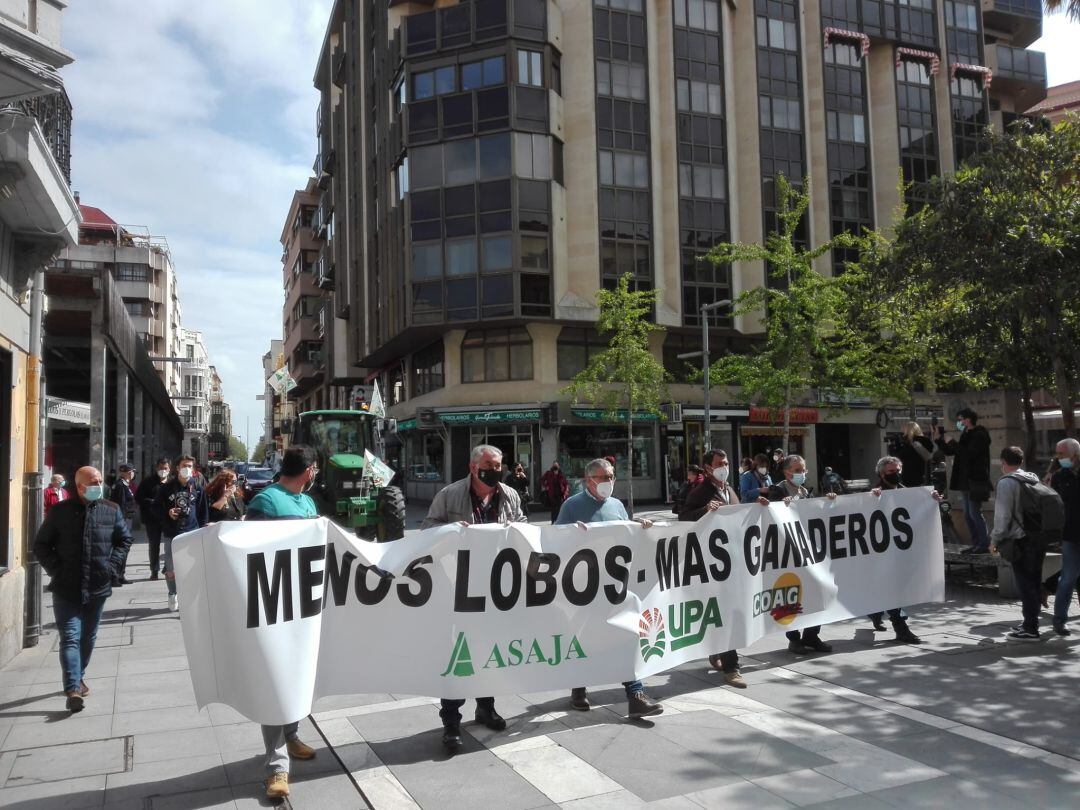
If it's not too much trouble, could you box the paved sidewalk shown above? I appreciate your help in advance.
[3,523,1080,809]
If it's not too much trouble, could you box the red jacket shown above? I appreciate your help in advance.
[540,469,569,501]
[43,485,69,517]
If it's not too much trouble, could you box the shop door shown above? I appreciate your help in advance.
[815,424,852,479]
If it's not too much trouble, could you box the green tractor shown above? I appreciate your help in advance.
[292,409,406,541]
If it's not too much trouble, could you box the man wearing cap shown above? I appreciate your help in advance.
[109,464,138,585]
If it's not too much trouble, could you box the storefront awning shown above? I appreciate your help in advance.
[570,408,659,423]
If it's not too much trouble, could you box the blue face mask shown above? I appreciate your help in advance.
[83,485,104,501]
[791,473,807,486]
[1060,458,1074,470]
[955,420,965,431]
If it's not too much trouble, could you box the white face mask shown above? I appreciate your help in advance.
[178,467,193,481]
[713,466,729,483]
[757,466,768,476]
[158,469,169,480]
[595,480,614,499]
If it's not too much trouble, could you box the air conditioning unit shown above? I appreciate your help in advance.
[661,403,683,424]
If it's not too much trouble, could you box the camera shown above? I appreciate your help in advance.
[172,491,192,522]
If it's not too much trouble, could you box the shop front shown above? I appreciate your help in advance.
[554,408,661,502]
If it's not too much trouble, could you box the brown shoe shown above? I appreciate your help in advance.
[286,737,316,760]
[265,771,289,799]
[65,691,84,712]
[78,680,90,697]
[722,671,748,689]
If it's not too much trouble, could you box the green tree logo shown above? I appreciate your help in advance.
[638,608,666,662]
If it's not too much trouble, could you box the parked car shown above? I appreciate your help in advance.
[240,466,275,502]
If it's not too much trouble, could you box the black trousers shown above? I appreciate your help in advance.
[549,497,564,523]
[1012,538,1046,632]
[869,609,908,627]
[440,697,495,728]
[146,522,163,573]
[713,649,739,672]
[786,626,820,643]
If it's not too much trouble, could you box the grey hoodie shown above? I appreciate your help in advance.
[991,469,1040,544]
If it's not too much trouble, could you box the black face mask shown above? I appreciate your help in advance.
[882,472,901,486]
[477,468,502,488]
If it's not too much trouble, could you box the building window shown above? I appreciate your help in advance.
[559,425,655,479]
[408,432,445,482]
[461,327,533,382]
[413,340,445,396]
[557,327,609,380]
[518,49,543,86]
[895,57,939,211]
[462,56,506,90]
[114,263,150,282]
[663,333,703,383]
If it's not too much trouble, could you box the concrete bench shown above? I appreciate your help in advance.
[943,543,1007,577]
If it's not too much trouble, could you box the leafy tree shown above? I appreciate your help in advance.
[863,119,1080,444]
[251,439,268,464]
[703,175,867,449]
[1045,0,1080,22]
[227,436,247,461]
[563,273,671,515]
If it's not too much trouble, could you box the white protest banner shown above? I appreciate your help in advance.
[362,450,395,488]
[173,490,944,725]
[369,380,386,418]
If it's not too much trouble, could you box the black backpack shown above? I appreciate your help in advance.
[1007,474,1065,545]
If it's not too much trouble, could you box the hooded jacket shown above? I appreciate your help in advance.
[990,469,1040,545]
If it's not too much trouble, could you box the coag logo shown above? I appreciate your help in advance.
[752,573,803,625]
[638,608,666,661]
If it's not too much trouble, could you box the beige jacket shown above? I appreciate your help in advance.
[421,476,525,529]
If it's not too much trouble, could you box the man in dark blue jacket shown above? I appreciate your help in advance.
[154,454,209,612]
[33,466,132,713]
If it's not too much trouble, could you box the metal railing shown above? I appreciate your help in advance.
[13,89,72,183]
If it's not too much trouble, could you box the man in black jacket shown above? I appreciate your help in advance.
[135,458,171,580]
[936,407,992,553]
[679,449,747,688]
[154,455,209,612]
[33,466,132,713]
[109,463,138,586]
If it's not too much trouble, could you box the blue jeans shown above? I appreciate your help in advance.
[963,494,989,549]
[1054,541,1080,626]
[163,537,177,596]
[52,592,108,693]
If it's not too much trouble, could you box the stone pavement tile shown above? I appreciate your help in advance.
[115,654,190,675]
[220,732,340,788]
[662,685,773,717]
[212,721,267,754]
[286,770,369,809]
[208,702,253,727]
[316,716,365,747]
[219,749,266,788]
[5,736,126,786]
[0,668,47,688]
[348,704,445,744]
[683,779,796,809]
[142,785,237,809]
[0,684,31,705]
[558,790,702,809]
[811,742,945,793]
[314,696,438,722]
[334,741,384,779]
[862,775,1031,809]
[800,792,892,809]
[111,704,211,737]
[104,752,227,804]
[0,773,106,808]
[133,725,219,764]
[113,683,196,714]
[313,693,396,713]
[2,713,112,751]
[551,716,744,802]
[750,768,858,807]
[651,709,831,780]
[495,740,624,803]
[352,772,420,809]
[369,727,551,810]
[15,681,116,723]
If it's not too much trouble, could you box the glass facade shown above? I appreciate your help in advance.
[945,0,988,165]
[594,0,653,293]
[895,55,939,211]
[673,0,731,326]
[755,0,806,248]
[823,41,872,273]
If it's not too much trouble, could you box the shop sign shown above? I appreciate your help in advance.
[395,418,417,432]
[741,426,810,437]
[440,410,540,425]
[45,397,91,425]
[749,406,819,425]
[571,408,660,423]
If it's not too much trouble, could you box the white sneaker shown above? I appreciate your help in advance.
[168,593,179,612]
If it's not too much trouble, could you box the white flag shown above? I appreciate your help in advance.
[369,380,385,417]
[363,449,395,487]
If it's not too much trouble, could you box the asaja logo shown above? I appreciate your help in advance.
[639,608,666,661]
[441,632,586,677]
[753,572,803,625]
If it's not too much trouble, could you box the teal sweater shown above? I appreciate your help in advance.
[554,490,629,524]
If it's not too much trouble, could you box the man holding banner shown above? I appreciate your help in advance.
[422,444,525,752]
[245,446,320,800]
[556,458,664,719]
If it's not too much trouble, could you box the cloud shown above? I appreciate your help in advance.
[63,0,334,450]
[1035,12,1080,86]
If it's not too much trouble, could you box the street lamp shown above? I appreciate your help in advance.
[677,299,732,455]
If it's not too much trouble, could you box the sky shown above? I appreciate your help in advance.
[61,3,1079,455]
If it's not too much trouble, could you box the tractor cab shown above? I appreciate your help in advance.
[293,410,405,540]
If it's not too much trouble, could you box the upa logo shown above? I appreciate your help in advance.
[638,608,666,661]
[753,573,803,625]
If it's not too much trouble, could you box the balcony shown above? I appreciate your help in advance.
[982,0,1042,49]
[990,44,1048,107]
[314,147,335,189]
[14,90,72,184]
[333,46,347,88]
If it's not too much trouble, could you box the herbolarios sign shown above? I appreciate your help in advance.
[173,490,944,725]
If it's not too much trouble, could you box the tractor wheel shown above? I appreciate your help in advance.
[376,485,407,541]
